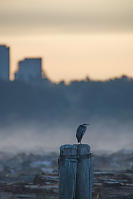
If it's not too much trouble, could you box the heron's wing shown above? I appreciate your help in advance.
[76,126,82,142]
[76,125,82,135]
[77,125,86,134]
[76,125,86,142]
[82,126,87,135]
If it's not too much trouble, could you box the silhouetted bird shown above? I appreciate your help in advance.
[76,123,89,144]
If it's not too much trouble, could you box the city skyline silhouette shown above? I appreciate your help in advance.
[0,43,133,83]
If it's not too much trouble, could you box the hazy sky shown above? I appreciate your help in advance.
[0,0,133,81]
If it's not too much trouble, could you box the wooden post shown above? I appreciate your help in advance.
[75,144,92,199]
[59,144,93,199]
[59,144,77,199]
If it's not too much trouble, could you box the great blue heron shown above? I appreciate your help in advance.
[76,123,89,144]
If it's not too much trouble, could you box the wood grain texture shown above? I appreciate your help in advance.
[75,144,91,199]
[59,144,93,199]
[59,145,77,199]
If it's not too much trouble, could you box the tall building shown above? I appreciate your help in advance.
[0,45,10,81]
[15,58,43,81]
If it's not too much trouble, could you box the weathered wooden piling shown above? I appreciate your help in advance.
[58,144,93,199]
[59,145,77,199]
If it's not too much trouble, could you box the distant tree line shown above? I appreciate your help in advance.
[0,75,133,128]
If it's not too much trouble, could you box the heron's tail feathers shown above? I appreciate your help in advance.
[77,138,81,143]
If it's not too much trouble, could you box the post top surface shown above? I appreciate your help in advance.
[60,144,90,156]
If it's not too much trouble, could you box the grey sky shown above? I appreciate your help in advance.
[0,0,133,35]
